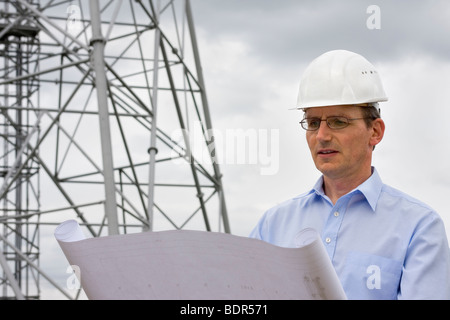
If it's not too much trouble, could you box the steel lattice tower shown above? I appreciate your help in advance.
[0,0,230,299]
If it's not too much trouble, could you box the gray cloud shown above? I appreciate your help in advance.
[192,0,450,66]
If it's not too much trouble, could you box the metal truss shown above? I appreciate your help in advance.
[0,0,229,299]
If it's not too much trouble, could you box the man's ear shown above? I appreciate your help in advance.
[369,118,385,148]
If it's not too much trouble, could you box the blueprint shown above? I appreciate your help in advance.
[54,220,346,300]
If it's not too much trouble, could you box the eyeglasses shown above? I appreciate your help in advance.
[299,116,371,131]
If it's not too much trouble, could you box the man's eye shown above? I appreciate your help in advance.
[329,117,348,127]
[308,119,320,127]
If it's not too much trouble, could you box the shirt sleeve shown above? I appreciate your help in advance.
[399,212,450,300]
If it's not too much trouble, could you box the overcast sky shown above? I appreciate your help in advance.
[34,0,450,299]
[188,0,450,237]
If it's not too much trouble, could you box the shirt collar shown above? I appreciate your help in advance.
[310,167,383,211]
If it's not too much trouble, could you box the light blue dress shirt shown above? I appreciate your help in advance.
[249,168,450,299]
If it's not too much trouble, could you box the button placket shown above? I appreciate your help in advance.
[322,206,345,259]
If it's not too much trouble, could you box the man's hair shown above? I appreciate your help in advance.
[361,105,381,128]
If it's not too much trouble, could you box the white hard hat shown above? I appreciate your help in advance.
[296,50,388,109]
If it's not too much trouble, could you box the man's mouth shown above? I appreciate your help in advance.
[318,149,338,155]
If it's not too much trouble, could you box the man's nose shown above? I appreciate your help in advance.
[315,120,333,141]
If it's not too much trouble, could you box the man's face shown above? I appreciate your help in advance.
[304,105,380,181]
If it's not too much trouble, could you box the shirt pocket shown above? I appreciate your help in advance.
[340,251,403,300]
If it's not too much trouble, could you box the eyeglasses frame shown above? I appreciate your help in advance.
[299,116,374,131]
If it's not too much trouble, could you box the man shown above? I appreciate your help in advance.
[249,50,450,299]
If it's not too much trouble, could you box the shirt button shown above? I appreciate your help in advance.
[325,237,331,244]
[334,211,339,217]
